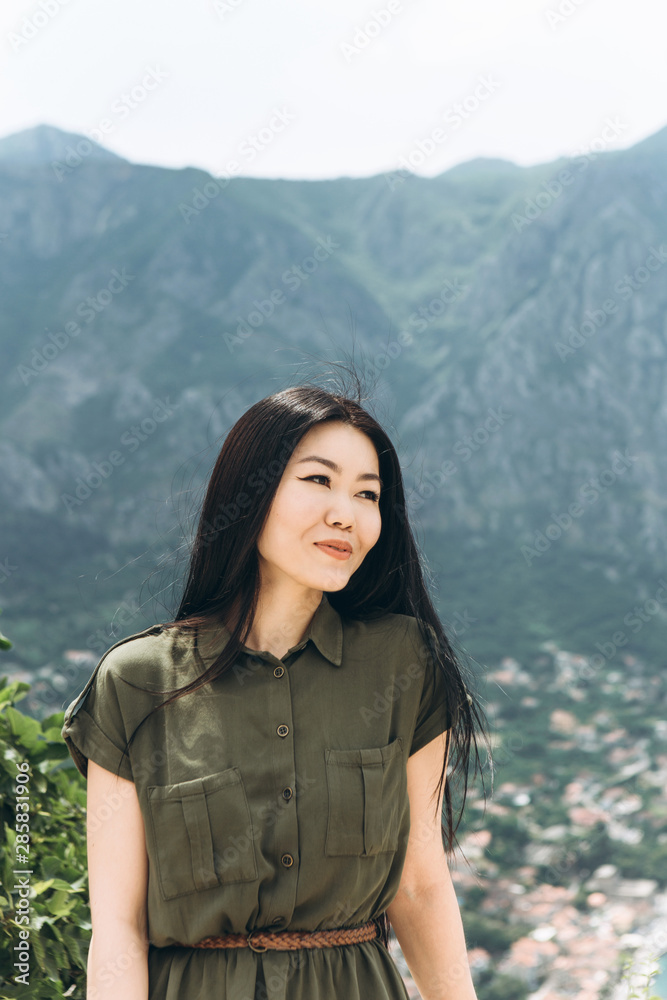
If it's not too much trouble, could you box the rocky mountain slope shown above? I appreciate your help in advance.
[1,123,666,677]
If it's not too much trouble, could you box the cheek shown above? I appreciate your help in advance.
[361,507,382,549]
[268,486,319,536]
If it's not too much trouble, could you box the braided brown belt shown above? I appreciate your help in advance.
[187,918,379,952]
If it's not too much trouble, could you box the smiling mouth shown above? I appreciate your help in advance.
[314,542,352,559]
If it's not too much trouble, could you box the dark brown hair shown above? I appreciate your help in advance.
[116,378,491,947]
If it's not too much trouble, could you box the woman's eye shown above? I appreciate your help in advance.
[300,476,379,502]
[301,474,329,486]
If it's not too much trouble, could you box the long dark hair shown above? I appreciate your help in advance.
[116,379,491,945]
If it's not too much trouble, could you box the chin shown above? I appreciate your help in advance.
[308,569,351,592]
[321,578,349,592]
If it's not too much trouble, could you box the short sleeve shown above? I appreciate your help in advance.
[409,622,453,756]
[61,651,133,782]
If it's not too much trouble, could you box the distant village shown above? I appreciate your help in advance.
[392,645,667,999]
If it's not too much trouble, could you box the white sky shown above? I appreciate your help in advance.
[1,0,665,180]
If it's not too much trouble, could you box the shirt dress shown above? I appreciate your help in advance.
[61,592,452,1000]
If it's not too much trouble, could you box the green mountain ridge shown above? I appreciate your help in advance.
[0,124,665,706]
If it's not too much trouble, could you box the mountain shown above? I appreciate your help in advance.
[0,123,124,165]
[0,123,666,696]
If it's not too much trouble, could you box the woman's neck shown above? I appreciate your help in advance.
[229,587,324,660]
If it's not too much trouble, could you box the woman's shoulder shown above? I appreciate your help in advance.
[93,622,197,691]
[341,609,431,654]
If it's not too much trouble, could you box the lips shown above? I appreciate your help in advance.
[315,539,352,553]
[315,538,352,559]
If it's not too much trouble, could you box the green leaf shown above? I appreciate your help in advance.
[0,678,31,706]
[3,705,43,748]
[30,878,56,897]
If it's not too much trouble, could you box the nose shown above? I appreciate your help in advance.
[326,501,354,530]
[329,518,353,530]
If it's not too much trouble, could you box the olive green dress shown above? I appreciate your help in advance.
[61,593,452,999]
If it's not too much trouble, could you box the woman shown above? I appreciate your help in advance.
[62,383,489,1000]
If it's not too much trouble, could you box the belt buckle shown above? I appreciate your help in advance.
[247,930,268,953]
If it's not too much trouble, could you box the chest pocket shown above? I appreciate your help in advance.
[147,766,257,901]
[324,737,405,857]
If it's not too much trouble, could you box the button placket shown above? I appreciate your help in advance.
[266,652,299,925]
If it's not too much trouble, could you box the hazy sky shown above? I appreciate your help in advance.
[1,0,665,180]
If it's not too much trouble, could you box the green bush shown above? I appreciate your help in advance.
[0,606,12,651]
[462,910,532,956]
[483,813,531,868]
[475,970,530,1000]
[0,675,89,998]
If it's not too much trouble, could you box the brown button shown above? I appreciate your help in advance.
[282,787,293,800]
[277,724,289,737]
[272,915,285,925]
[281,853,294,868]
[273,665,285,678]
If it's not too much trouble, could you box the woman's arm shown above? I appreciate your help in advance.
[386,733,478,1000]
[86,760,149,1000]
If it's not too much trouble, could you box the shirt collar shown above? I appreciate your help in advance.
[196,592,343,667]
[299,592,343,666]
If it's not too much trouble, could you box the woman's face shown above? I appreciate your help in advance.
[256,421,383,594]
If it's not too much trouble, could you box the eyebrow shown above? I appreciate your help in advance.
[295,455,383,490]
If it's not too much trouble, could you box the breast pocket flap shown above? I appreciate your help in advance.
[324,737,405,857]
[147,766,257,900]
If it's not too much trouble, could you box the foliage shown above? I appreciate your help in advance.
[0,675,89,998]
[617,952,662,1000]
[535,824,667,891]
[461,909,532,956]
[482,812,531,869]
[0,606,11,651]
[474,969,530,1000]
